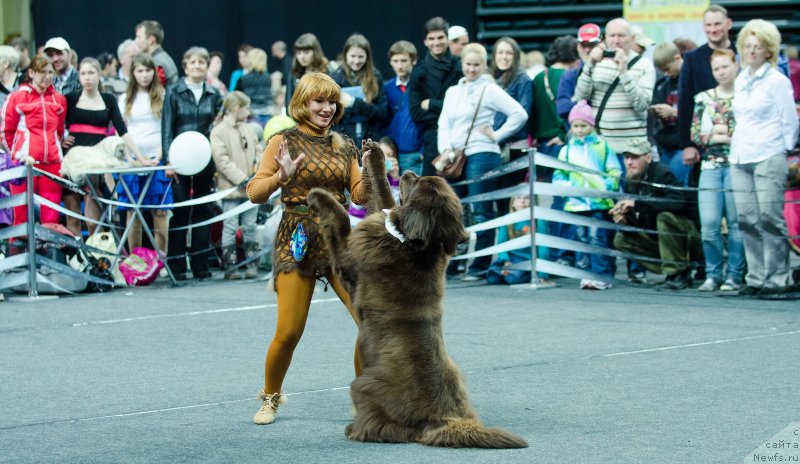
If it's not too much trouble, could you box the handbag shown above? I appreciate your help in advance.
[433,85,487,179]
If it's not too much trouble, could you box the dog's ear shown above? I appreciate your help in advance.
[399,203,435,250]
[439,200,470,256]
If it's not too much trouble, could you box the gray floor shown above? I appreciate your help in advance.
[1,274,798,463]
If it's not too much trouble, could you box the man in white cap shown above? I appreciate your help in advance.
[630,25,655,54]
[44,37,80,95]
[448,25,469,57]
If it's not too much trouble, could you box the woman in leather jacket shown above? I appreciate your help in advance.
[161,46,223,280]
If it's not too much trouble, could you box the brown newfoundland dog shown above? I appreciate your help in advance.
[306,141,527,449]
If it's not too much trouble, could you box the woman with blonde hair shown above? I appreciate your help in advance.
[211,90,260,279]
[0,45,20,109]
[247,72,372,425]
[117,52,170,253]
[330,33,388,142]
[730,19,799,296]
[235,48,272,126]
[438,42,527,280]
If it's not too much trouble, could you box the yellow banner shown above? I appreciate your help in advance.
[623,0,709,23]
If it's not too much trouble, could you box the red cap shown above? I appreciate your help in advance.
[578,23,601,43]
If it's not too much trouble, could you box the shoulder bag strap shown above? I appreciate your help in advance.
[461,84,487,149]
[543,68,556,102]
[595,55,642,134]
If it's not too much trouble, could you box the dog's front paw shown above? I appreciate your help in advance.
[363,140,385,176]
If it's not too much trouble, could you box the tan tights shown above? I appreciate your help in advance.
[264,270,361,395]
[127,210,169,253]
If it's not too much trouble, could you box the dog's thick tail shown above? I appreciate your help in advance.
[419,418,528,449]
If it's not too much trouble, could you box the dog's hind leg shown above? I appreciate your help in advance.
[347,375,421,444]
[346,402,420,444]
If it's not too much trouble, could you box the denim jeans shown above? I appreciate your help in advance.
[465,151,502,272]
[698,166,745,283]
[660,148,692,187]
[574,210,614,277]
[537,140,575,264]
[398,151,423,176]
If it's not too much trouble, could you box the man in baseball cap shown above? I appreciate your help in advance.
[578,23,602,44]
[556,23,602,119]
[610,138,703,290]
[43,37,80,95]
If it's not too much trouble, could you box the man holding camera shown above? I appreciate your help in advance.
[574,18,656,155]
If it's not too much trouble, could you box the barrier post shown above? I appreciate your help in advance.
[25,164,38,298]
[527,149,555,290]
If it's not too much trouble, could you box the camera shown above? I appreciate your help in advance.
[602,49,617,58]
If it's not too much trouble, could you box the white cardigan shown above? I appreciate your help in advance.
[437,75,527,156]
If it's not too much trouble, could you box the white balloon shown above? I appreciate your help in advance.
[169,131,212,176]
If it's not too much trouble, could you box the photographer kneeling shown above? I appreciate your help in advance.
[610,139,703,290]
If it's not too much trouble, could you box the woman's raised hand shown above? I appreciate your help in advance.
[275,140,305,183]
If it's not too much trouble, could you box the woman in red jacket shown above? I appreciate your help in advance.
[1,55,67,226]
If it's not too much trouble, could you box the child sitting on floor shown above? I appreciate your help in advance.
[486,193,532,285]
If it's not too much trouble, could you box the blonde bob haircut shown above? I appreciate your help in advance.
[247,48,267,73]
[737,19,781,67]
[288,72,344,126]
[461,43,488,64]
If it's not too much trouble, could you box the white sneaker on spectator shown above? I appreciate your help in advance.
[698,278,719,292]
[719,279,741,291]
[580,279,612,290]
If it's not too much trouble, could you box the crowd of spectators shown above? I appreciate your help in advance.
[1,5,799,296]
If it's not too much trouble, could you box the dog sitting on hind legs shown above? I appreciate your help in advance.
[307,140,527,449]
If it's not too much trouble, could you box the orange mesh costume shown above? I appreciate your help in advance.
[248,126,368,280]
[247,102,369,424]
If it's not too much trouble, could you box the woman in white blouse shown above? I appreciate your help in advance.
[730,20,800,295]
[118,52,171,253]
[437,42,527,279]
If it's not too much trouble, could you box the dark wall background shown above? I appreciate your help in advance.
[32,0,474,82]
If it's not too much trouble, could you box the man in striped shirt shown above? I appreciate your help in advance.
[574,18,656,155]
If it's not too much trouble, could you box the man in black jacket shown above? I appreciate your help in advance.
[677,5,733,168]
[407,16,463,176]
[610,139,702,290]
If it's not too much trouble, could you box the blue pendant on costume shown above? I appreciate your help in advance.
[290,222,308,262]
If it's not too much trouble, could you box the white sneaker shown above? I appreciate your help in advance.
[698,278,719,292]
[580,279,612,290]
[253,390,286,425]
[719,279,741,291]
[592,280,613,290]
